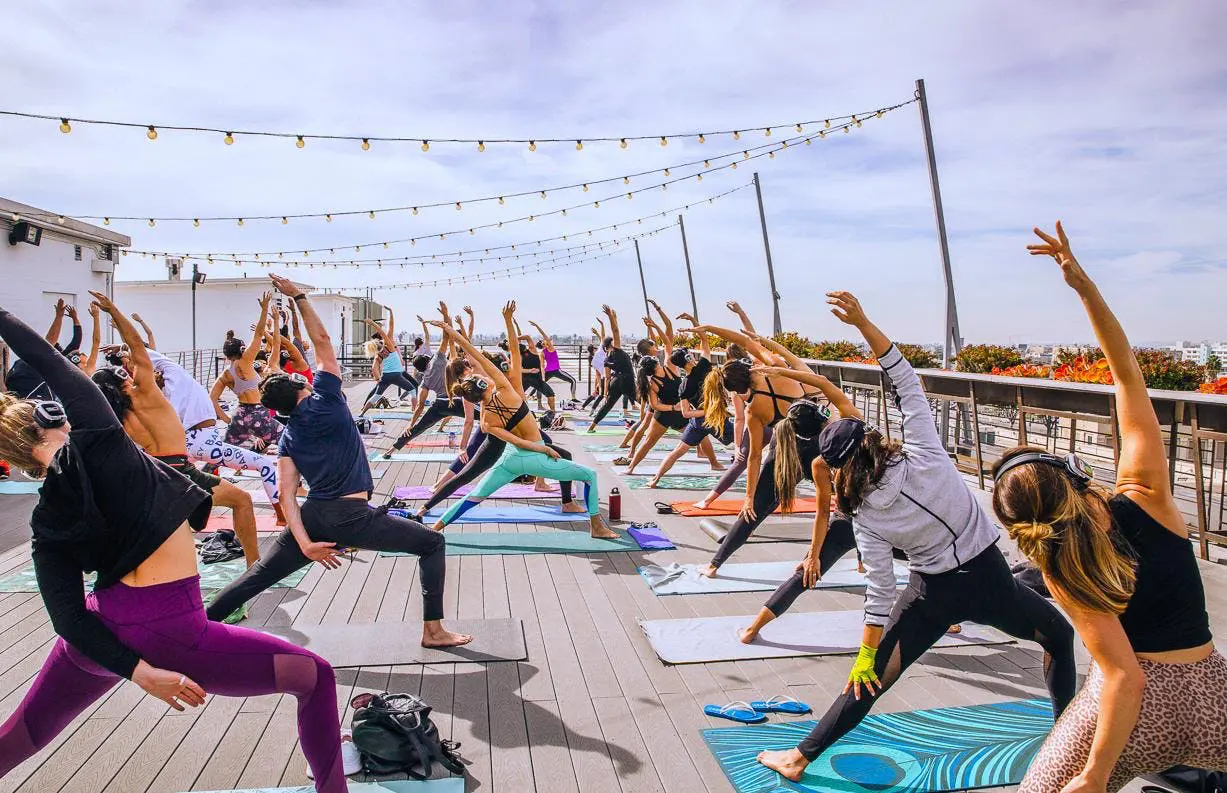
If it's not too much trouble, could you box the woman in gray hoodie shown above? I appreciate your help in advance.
[757,291,1076,783]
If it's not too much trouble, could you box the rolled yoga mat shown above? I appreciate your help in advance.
[699,517,814,544]
[702,698,1053,793]
[638,558,907,596]
[639,609,1014,664]
[393,482,561,501]
[257,619,526,666]
[381,530,639,556]
[188,781,464,793]
[0,480,42,495]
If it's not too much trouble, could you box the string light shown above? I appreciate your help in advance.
[361,138,370,150]
[148,219,155,227]
[698,134,705,143]
[824,119,831,129]
[237,218,244,226]
[540,191,547,199]
[295,135,305,149]
[193,219,200,227]
[620,138,628,149]
[224,132,234,145]
[368,211,375,219]
[528,140,536,152]
[660,136,667,147]
[59,118,71,133]
[764,128,771,137]
[455,202,462,210]
[325,214,332,222]
[733,130,740,140]
[498,197,505,205]
[477,141,485,152]
[421,140,430,152]
[146,125,158,140]
[575,140,583,151]
[282,217,289,224]
[103,217,110,225]
[795,123,803,132]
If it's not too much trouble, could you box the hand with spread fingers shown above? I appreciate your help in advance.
[1028,221,1093,293]
[826,291,868,328]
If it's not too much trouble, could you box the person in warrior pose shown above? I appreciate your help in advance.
[0,303,349,790]
[426,308,618,539]
[204,275,472,651]
[358,309,418,416]
[586,306,637,432]
[211,293,283,452]
[995,223,1227,793]
[582,318,609,411]
[756,291,1075,783]
[86,293,260,570]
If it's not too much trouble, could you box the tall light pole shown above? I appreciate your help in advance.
[752,172,782,335]
[633,239,650,316]
[677,215,699,321]
[915,78,962,367]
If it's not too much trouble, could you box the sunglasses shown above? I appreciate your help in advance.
[33,401,67,429]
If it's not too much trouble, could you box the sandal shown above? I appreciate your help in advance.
[703,701,767,724]
[654,502,677,515]
[749,696,812,715]
[612,456,632,466]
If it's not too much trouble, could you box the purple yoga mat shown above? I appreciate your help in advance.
[393,482,563,500]
[627,524,675,550]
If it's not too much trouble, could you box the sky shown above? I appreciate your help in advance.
[2,1,1225,346]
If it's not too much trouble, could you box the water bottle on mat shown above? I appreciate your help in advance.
[448,431,458,448]
[608,487,621,521]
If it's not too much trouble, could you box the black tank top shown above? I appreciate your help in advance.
[1110,494,1211,653]
[656,373,681,405]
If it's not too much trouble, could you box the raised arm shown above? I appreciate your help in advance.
[463,306,475,339]
[45,299,67,346]
[269,276,339,377]
[759,366,863,420]
[688,324,773,365]
[602,305,621,348]
[61,305,83,354]
[827,291,942,452]
[726,300,756,334]
[0,306,117,430]
[131,313,157,349]
[83,303,102,375]
[278,333,308,371]
[432,321,514,392]
[287,299,307,349]
[243,293,273,366]
[1028,222,1180,530]
[90,292,153,387]
[434,303,454,356]
[647,298,674,341]
[595,317,607,342]
[503,303,525,391]
[528,320,554,351]
[677,312,711,359]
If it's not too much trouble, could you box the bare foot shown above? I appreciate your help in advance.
[738,627,760,644]
[561,501,585,513]
[756,748,809,782]
[381,452,393,460]
[710,462,726,472]
[857,561,866,574]
[421,627,474,648]
[431,520,445,532]
[590,516,620,539]
[947,624,962,634]
[647,477,662,489]
[699,564,718,578]
[585,426,596,434]
[533,481,559,493]
[693,497,714,511]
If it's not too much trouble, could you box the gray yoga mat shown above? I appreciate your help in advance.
[639,610,1014,664]
[258,619,526,666]
[592,450,732,463]
[699,517,814,544]
[638,558,908,596]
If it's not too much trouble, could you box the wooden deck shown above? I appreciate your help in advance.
[0,386,1222,792]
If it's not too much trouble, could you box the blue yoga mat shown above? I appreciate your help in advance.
[703,698,1053,793]
[0,480,41,495]
[187,778,465,792]
[420,504,592,524]
[381,529,638,556]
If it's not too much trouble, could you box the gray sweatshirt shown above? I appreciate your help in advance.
[854,344,1001,626]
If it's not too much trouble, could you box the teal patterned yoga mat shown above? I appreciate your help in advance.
[0,558,308,594]
[381,530,638,556]
[702,699,1053,793]
[623,475,744,492]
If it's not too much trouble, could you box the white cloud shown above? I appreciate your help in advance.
[1,0,1224,346]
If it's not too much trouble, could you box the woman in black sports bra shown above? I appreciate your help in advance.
[988,223,1225,793]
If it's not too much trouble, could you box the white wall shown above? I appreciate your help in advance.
[113,279,355,355]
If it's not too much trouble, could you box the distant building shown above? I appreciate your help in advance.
[1167,342,1227,373]
[0,198,130,373]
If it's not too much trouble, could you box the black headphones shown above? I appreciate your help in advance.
[995,451,1093,489]
[33,401,67,429]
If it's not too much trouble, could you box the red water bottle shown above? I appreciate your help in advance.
[608,487,621,522]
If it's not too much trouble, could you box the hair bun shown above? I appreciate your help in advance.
[1010,520,1055,557]
[226,330,236,339]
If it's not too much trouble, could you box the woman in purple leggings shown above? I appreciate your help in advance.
[0,306,347,791]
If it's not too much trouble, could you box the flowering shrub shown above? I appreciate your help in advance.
[1053,356,1114,385]
[772,331,818,358]
[843,355,879,365]
[672,332,726,350]
[992,364,1052,379]
[812,340,866,361]
[897,343,940,369]
[1133,349,1204,391]
[1200,377,1227,395]
[955,344,1024,373]
[1054,346,1105,367]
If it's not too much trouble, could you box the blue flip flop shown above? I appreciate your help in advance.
[750,696,812,715]
[703,701,767,724]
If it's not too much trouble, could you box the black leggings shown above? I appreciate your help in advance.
[545,369,577,397]
[390,397,466,452]
[795,542,1076,760]
[591,375,635,424]
[581,376,605,409]
[204,498,447,622]
[364,371,418,406]
[523,374,554,399]
[761,517,857,614]
[710,446,781,568]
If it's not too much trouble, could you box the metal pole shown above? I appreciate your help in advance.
[752,172,782,335]
[633,239,650,316]
[677,215,699,320]
[191,262,198,352]
[915,78,962,367]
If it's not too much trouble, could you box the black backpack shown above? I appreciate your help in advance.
[350,693,465,779]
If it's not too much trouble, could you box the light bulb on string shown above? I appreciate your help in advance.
[477,141,485,152]
[764,128,771,137]
[455,202,462,211]
[146,125,158,140]
[325,214,332,222]
[796,123,803,132]
[368,211,375,219]
[805,137,812,145]
[623,176,630,185]
[698,133,705,143]
[731,162,737,169]
[528,140,536,152]
[295,136,305,148]
[626,192,632,200]
[224,132,234,145]
[733,130,740,140]
[540,191,546,199]
[843,125,849,134]
[281,216,288,224]
[664,168,670,176]
[594,201,600,208]
[876,109,884,118]
[361,138,370,150]
[582,184,589,192]
[743,150,749,159]
[768,151,774,158]
[660,136,667,146]
[696,173,702,181]
[421,140,430,152]
[193,219,200,227]
[412,207,418,215]
[824,119,831,129]
[56,215,65,225]
[853,115,861,128]
[819,130,826,139]
[59,118,71,133]
[237,218,244,226]
[619,138,628,149]
[575,140,583,151]
[103,217,110,225]
[498,196,504,204]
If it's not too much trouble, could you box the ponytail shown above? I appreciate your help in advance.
[703,366,729,432]
[773,415,802,511]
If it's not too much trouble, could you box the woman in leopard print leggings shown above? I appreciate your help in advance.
[992,224,1227,792]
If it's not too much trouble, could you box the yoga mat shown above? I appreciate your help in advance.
[700,517,814,544]
[417,505,592,524]
[622,461,725,476]
[368,451,457,462]
[702,699,1053,793]
[393,482,559,501]
[627,524,675,550]
[583,443,675,453]
[204,513,283,533]
[672,497,818,517]
[639,610,1014,664]
[638,558,908,596]
[624,475,745,492]
[188,777,465,793]
[593,450,733,463]
[245,492,309,507]
[380,530,638,556]
[258,619,526,666]
[0,557,307,594]
[0,480,41,495]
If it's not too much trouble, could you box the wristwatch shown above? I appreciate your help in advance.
[292,294,308,302]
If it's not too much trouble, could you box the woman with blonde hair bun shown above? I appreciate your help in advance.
[992,223,1226,793]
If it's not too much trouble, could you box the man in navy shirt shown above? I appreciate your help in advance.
[205,274,472,649]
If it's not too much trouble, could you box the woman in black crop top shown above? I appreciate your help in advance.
[989,224,1224,792]
[0,307,347,789]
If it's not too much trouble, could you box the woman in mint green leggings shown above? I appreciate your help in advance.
[426,308,619,540]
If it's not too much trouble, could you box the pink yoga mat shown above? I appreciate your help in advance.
[393,482,562,500]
